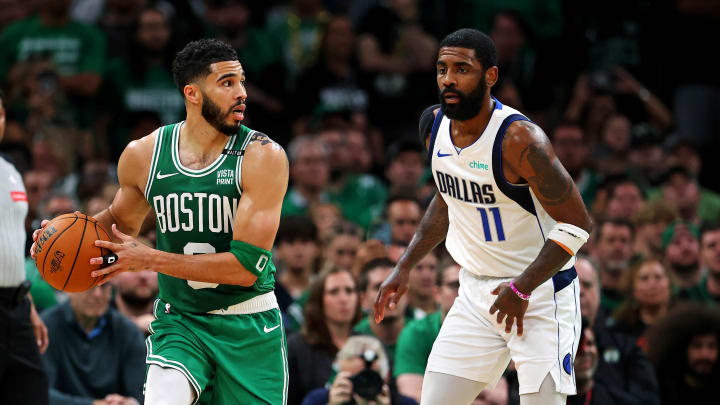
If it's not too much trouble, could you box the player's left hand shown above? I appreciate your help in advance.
[489,282,529,336]
[89,224,154,285]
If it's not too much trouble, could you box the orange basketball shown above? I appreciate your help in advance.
[34,213,112,292]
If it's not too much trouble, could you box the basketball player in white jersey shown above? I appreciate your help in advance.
[375,29,593,405]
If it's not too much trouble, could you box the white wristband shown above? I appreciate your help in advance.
[547,223,589,256]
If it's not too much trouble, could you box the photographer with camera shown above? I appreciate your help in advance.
[302,335,417,405]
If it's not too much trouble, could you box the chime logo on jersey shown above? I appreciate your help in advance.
[152,193,238,234]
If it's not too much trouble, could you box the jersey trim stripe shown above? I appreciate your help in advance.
[170,122,237,177]
[491,114,535,215]
[235,130,255,194]
[144,126,164,199]
[427,108,444,163]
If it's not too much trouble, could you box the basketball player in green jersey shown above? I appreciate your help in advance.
[31,39,289,404]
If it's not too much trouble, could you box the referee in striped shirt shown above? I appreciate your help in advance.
[0,89,49,404]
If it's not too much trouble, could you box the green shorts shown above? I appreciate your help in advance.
[145,298,288,404]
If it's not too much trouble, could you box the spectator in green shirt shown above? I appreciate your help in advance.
[0,1,106,98]
[100,6,183,159]
[395,261,460,403]
[677,221,720,305]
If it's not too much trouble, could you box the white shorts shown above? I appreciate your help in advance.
[426,268,581,395]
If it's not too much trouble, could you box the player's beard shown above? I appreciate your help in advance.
[201,91,242,136]
[440,76,487,121]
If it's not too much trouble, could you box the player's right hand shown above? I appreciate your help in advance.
[29,219,51,260]
[374,266,409,323]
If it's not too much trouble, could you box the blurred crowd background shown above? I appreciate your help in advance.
[1,0,720,404]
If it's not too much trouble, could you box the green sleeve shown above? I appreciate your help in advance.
[393,320,433,376]
[78,25,107,74]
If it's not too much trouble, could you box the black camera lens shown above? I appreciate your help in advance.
[349,369,384,400]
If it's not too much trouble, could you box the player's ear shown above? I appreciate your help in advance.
[183,83,201,105]
[485,66,499,88]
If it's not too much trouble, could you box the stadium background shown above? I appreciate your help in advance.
[1,0,719,404]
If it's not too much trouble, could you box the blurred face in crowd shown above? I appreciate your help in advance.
[137,8,170,52]
[323,271,359,324]
[69,284,112,320]
[388,200,421,244]
[409,253,438,300]
[637,219,673,257]
[663,173,700,220]
[606,182,645,221]
[276,238,319,273]
[325,234,361,270]
[345,129,372,173]
[668,145,701,176]
[44,195,76,218]
[701,229,720,273]
[437,47,490,121]
[362,265,393,312]
[552,125,587,176]
[324,16,354,61]
[386,151,424,191]
[318,129,350,173]
[576,258,600,325]
[113,271,158,305]
[204,0,250,33]
[491,12,525,65]
[595,222,634,273]
[687,334,718,377]
[665,225,700,273]
[309,203,341,241]
[575,328,599,383]
[291,139,329,191]
[632,261,670,308]
[23,170,55,212]
[602,114,631,153]
[438,264,461,315]
[628,144,664,175]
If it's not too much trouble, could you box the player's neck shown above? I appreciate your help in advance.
[183,115,232,153]
[449,96,495,148]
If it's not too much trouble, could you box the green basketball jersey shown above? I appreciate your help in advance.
[145,122,275,313]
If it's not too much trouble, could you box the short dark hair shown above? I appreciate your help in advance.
[385,193,421,210]
[359,258,396,292]
[700,220,720,240]
[439,28,497,70]
[172,39,239,94]
[275,215,318,245]
[597,218,635,240]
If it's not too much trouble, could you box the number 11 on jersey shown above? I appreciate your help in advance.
[476,207,505,242]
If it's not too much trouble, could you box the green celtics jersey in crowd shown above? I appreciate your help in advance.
[145,122,275,313]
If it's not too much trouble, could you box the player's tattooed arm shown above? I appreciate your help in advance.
[247,131,283,151]
[398,193,449,271]
[501,121,592,294]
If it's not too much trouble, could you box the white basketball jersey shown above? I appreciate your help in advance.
[429,98,575,278]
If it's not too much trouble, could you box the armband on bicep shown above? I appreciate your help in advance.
[547,223,589,256]
[229,240,272,277]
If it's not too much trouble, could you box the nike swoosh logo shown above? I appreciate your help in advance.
[156,172,179,180]
[264,324,280,333]
[437,150,452,158]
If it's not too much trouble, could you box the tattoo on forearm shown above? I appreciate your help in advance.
[519,142,573,206]
[401,195,449,268]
